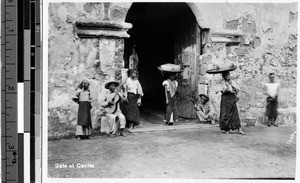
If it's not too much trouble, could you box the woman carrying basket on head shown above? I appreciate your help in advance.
[158,64,183,125]
[206,62,245,135]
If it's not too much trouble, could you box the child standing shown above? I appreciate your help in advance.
[163,73,179,125]
[72,79,93,140]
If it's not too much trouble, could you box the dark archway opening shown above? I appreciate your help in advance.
[124,3,197,120]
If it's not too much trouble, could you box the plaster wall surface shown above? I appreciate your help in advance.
[197,3,297,125]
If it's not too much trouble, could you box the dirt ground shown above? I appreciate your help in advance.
[48,121,296,179]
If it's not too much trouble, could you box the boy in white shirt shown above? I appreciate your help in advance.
[264,73,280,127]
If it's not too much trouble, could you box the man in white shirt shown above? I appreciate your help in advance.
[99,81,127,137]
[264,73,280,127]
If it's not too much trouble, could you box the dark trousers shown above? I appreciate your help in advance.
[165,92,179,123]
[266,96,278,123]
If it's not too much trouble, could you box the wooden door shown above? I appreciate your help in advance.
[174,22,201,119]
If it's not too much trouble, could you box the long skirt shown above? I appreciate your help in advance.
[121,93,140,127]
[76,101,92,136]
[219,92,241,131]
[266,96,278,120]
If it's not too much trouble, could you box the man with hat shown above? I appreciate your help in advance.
[193,94,218,124]
[99,81,127,137]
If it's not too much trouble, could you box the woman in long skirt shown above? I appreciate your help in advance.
[219,71,245,135]
[122,69,144,130]
[72,79,93,140]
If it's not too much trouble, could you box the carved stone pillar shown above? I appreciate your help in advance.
[75,20,132,81]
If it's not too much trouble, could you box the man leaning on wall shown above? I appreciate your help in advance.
[264,72,280,127]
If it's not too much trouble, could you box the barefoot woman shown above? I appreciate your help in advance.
[207,63,245,135]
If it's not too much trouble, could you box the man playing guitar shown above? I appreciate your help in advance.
[100,81,127,137]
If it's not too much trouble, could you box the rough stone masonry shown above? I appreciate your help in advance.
[47,2,297,138]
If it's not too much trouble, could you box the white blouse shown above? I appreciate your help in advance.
[162,80,178,91]
[125,77,144,96]
[163,79,178,97]
[75,89,92,102]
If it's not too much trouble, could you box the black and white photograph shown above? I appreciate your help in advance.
[43,0,298,182]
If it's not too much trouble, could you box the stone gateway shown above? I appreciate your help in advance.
[48,2,297,138]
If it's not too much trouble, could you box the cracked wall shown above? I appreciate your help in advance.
[48,3,130,139]
[198,3,297,125]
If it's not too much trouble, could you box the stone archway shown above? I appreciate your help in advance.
[124,3,204,118]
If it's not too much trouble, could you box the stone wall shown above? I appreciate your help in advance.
[48,2,297,139]
[48,3,131,139]
[197,3,297,125]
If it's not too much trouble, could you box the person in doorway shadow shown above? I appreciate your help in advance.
[162,72,180,125]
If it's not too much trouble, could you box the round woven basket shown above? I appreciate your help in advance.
[244,117,256,126]
[158,63,183,72]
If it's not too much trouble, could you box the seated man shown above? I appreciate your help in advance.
[193,94,218,124]
[99,81,127,137]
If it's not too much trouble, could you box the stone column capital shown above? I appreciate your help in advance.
[75,20,133,39]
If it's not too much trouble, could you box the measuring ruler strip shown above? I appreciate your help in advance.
[2,0,18,182]
[2,1,40,182]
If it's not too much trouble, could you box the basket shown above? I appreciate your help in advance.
[244,117,256,126]
[158,63,183,73]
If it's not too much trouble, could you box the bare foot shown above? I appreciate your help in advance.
[238,131,246,135]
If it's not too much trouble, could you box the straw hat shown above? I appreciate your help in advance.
[206,62,237,74]
[199,94,209,101]
[104,81,119,89]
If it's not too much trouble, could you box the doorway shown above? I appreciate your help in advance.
[124,3,200,121]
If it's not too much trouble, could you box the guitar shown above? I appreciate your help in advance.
[189,97,195,105]
[104,81,126,114]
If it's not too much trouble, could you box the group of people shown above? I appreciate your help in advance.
[72,69,143,140]
[205,62,280,135]
[72,62,280,140]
